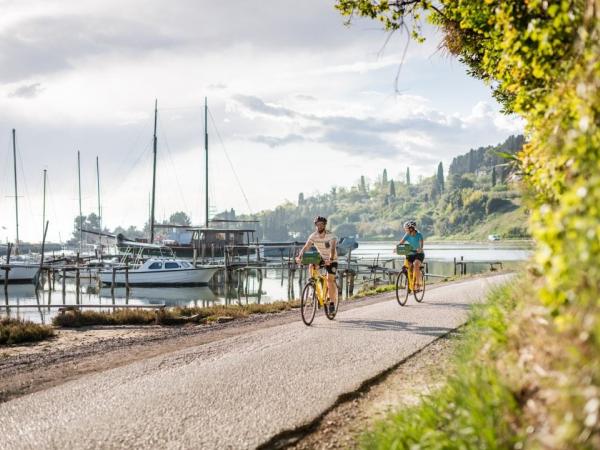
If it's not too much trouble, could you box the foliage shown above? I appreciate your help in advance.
[0,317,54,345]
[241,136,524,241]
[336,0,600,447]
[168,211,191,226]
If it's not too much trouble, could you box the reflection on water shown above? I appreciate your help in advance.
[2,242,531,324]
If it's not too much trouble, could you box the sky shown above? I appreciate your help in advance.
[0,0,523,243]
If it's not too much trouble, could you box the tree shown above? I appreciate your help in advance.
[406,167,410,186]
[382,168,388,185]
[389,179,396,198]
[168,211,191,226]
[359,175,367,194]
[492,166,497,187]
[298,192,305,206]
[437,162,445,193]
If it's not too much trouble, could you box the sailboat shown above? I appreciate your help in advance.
[98,100,219,286]
[0,130,40,284]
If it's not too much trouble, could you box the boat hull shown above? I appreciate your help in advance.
[0,264,39,284]
[98,267,219,286]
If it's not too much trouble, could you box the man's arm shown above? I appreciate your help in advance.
[328,239,337,262]
[297,238,313,261]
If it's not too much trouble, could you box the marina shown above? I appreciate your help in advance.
[1,242,531,323]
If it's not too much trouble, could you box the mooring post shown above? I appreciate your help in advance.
[111,267,116,292]
[61,269,66,302]
[193,248,197,266]
[125,263,130,292]
[453,257,457,276]
[75,268,80,305]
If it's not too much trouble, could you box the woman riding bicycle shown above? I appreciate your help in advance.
[296,216,338,314]
[398,220,425,292]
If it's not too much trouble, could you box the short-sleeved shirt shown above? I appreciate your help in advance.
[308,231,338,261]
[401,231,424,254]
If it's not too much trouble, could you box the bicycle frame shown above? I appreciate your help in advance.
[309,264,329,307]
[403,258,424,290]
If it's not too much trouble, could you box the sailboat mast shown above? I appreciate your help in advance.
[204,97,209,228]
[78,151,83,254]
[150,99,158,243]
[12,129,19,252]
[42,169,47,241]
[96,156,101,231]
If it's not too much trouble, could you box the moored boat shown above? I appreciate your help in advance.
[98,258,219,286]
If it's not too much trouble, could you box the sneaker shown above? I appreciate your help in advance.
[328,302,336,314]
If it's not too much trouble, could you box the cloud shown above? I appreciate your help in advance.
[233,94,297,118]
[253,134,306,147]
[8,82,43,98]
[0,15,182,81]
[229,93,523,164]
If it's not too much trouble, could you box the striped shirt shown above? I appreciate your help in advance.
[308,231,338,261]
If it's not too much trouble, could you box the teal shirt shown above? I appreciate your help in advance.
[401,231,424,254]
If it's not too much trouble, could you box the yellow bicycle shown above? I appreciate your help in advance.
[395,244,426,306]
[299,251,339,326]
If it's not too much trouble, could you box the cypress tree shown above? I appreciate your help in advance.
[406,167,411,185]
[437,162,445,192]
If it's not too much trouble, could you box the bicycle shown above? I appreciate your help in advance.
[395,244,426,306]
[298,251,339,326]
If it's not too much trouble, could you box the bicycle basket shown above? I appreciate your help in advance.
[301,251,321,265]
[396,243,413,256]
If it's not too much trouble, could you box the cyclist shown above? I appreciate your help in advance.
[398,220,425,292]
[296,216,338,314]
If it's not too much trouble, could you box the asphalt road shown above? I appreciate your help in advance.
[0,274,512,450]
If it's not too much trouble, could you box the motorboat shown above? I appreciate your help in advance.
[98,258,220,287]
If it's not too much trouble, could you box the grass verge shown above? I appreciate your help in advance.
[0,318,55,346]
[52,300,301,327]
[361,280,524,449]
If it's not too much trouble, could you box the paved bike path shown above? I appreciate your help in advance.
[0,274,511,450]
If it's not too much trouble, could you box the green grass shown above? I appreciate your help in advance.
[0,317,55,345]
[351,284,396,299]
[52,300,302,327]
[361,282,524,449]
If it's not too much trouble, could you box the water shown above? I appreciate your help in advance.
[1,241,533,324]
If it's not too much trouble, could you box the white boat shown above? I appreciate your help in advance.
[98,258,219,286]
[0,261,39,284]
[488,234,501,241]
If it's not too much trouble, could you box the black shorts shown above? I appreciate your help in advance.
[406,253,425,263]
[319,260,338,274]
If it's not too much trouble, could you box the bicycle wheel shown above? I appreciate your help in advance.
[414,270,426,303]
[395,271,410,306]
[301,281,317,326]
[324,280,340,320]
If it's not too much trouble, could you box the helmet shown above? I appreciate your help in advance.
[314,216,328,225]
[404,220,417,229]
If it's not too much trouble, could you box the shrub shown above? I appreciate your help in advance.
[0,318,54,345]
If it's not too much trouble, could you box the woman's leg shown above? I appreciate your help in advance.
[414,259,422,290]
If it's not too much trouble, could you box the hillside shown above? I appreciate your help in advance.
[227,135,529,241]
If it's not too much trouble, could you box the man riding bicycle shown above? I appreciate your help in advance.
[398,220,425,292]
[296,216,338,314]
